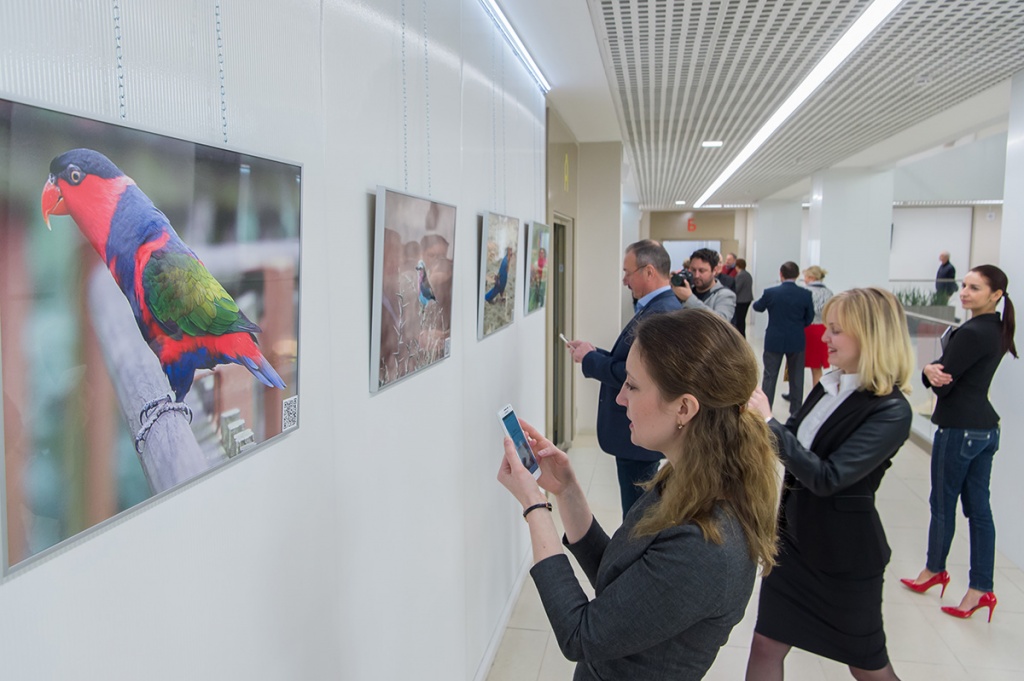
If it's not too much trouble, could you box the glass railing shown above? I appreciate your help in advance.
[890,278,962,443]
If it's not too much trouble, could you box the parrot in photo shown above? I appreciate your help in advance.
[41,148,285,447]
[415,259,436,307]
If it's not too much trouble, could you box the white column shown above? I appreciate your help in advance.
[990,70,1024,570]
[751,200,803,338]
[809,169,894,295]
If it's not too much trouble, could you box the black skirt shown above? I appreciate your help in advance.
[754,534,890,670]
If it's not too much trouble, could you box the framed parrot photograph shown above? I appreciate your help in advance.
[0,97,302,573]
[370,186,457,393]
[524,221,550,316]
[477,211,520,339]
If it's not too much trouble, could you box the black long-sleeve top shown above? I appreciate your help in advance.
[926,313,1005,429]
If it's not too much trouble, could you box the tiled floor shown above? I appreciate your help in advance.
[485,412,1024,680]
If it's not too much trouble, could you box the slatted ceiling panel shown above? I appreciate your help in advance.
[589,0,1024,208]
[719,0,1024,202]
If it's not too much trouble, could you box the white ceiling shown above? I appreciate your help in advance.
[500,0,1024,208]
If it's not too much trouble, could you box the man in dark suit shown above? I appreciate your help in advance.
[753,261,814,415]
[935,251,957,300]
[566,240,682,517]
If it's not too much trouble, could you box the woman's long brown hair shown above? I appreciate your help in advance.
[631,309,779,574]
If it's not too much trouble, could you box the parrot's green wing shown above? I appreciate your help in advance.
[143,250,260,338]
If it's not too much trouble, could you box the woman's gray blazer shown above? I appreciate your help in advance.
[530,490,756,680]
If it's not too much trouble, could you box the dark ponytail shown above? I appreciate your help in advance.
[971,265,1018,359]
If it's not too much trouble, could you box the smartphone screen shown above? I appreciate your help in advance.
[499,407,540,478]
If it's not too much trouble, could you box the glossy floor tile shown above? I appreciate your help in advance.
[485,410,1023,681]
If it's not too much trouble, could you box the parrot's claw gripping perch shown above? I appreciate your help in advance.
[139,393,175,423]
[135,400,193,453]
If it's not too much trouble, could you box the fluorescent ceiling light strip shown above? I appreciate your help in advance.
[479,0,551,93]
[693,0,903,207]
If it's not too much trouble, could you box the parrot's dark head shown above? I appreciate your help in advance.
[42,148,130,231]
[48,148,124,181]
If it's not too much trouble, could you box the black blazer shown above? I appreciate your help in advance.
[769,380,912,576]
[582,289,682,462]
[752,281,814,353]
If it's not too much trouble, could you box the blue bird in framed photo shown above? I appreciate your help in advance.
[416,260,436,307]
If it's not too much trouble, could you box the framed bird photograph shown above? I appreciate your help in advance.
[0,97,302,574]
[524,221,550,316]
[477,211,520,339]
[370,186,457,393]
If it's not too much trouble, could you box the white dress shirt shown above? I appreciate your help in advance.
[796,370,862,448]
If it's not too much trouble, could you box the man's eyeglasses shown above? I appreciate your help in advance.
[622,264,649,279]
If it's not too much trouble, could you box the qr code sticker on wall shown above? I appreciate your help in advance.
[282,395,299,431]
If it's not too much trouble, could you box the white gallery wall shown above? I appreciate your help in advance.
[889,207,973,283]
[0,1,546,680]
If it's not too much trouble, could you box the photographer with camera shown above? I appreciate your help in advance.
[672,248,737,322]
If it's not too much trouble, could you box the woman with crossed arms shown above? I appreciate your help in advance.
[901,265,1016,621]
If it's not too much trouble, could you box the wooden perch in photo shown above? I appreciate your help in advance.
[87,267,208,494]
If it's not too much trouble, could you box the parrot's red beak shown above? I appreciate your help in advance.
[41,178,67,230]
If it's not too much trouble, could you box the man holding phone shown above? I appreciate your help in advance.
[564,240,682,516]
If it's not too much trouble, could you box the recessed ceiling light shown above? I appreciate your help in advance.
[674,200,686,206]
[701,141,723,148]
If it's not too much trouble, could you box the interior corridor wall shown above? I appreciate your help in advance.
[990,69,1024,571]
[574,142,624,438]
[0,1,547,680]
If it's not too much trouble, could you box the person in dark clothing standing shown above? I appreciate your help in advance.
[935,251,957,300]
[752,261,814,414]
[565,240,682,517]
[901,265,1017,622]
[499,310,781,681]
[733,258,754,337]
[745,287,915,681]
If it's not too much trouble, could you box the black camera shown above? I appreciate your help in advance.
[671,269,694,288]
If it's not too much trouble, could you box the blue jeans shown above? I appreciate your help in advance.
[615,458,661,519]
[926,426,1000,591]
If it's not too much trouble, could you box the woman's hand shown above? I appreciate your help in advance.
[520,419,576,496]
[747,387,773,420]
[924,363,953,387]
[497,437,547,509]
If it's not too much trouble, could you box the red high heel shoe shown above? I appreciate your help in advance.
[900,571,950,596]
[941,592,997,622]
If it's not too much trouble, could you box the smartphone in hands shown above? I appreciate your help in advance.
[497,404,542,479]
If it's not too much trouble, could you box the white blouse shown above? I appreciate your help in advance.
[796,370,862,448]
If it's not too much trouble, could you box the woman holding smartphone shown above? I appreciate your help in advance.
[497,309,779,680]
[745,288,914,681]
[901,265,1016,621]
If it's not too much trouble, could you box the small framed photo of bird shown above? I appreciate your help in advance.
[370,187,457,393]
[524,222,550,316]
[478,212,521,339]
[0,97,301,573]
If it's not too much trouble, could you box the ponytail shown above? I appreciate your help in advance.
[970,265,1017,359]
[1002,293,1017,358]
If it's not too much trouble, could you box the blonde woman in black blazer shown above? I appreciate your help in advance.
[745,288,914,681]
[498,310,780,680]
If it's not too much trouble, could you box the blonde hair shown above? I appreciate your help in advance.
[803,265,827,281]
[821,287,914,396]
[631,309,779,574]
